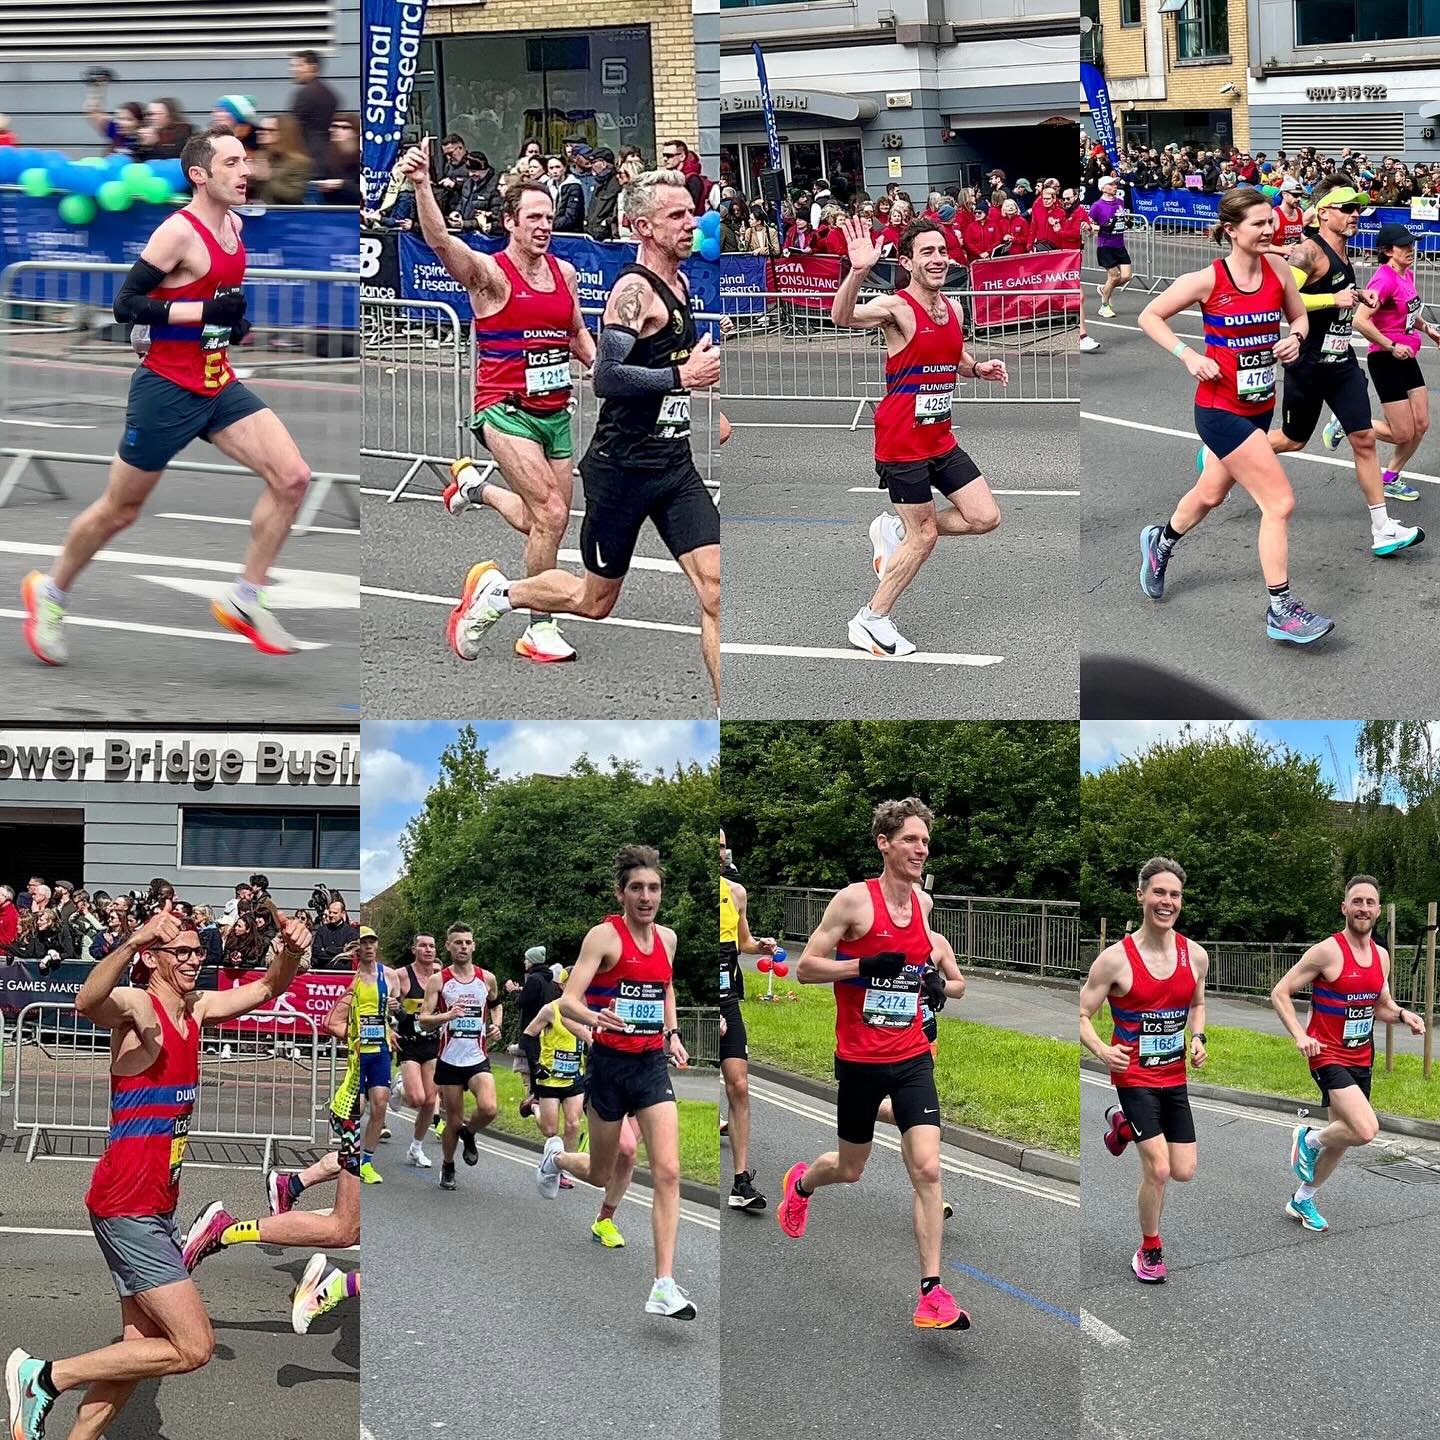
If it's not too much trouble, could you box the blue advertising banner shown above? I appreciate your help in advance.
[1128,188,1440,249]
[0,960,99,1028]
[753,43,783,172]
[720,254,768,316]
[362,0,429,208]
[1080,63,1118,167]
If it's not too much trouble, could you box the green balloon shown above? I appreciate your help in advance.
[140,174,172,205]
[97,180,132,211]
[20,167,52,198]
[121,162,153,195]
[77,156,108,169]
[58,193,96,226]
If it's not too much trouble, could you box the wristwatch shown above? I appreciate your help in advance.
[1192,1031,1206,1043]
[664,1027,681,1041]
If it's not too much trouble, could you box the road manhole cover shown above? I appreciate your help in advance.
[1367,1161,1440,1184]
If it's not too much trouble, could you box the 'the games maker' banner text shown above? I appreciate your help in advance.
[363,0,428,208]
[969,251,1081,327]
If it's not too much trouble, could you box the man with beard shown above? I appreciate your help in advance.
[450,170,721,706]
[831,216,1008,658]
[1080,857,1208,1286]
[22,129,313,664]
[1269,875,1424,1233]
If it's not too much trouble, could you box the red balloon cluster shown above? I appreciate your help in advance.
[756,956,772,974]
[773,962,789,977]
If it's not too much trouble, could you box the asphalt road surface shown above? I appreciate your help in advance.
[360,1120,720,1439]
[719,1072,1082,1438]
[721,398,1078,718]
[0,356,358,721]
[1079,1074,1440,1438]
[1079,266,1440,719]
[0,1142,357,1440]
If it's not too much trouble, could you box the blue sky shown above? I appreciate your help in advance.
[1081,720,1371,794]
[360,721,718,899]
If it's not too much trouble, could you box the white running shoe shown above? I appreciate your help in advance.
[536,1135,564,1199]
[1078,335,1101,353]
[1371,518,1425,557]
[20,571,67,665]
[446,562,510,661]
[1322,415,1345,450]
[514,618,577,663]
[211,586,301,656]
[1097,304,1116,319]
[290,1253,332,1335]
[645,1276,698,1320]
[847,609,917,658]
[407,1140,433,1169]
[443,459,485,516]
[868,512,904,580]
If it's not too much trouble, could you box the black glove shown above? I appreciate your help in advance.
[229,316,252,345]
[857,951,906,981]
[200,291,247,327]
[922,966,947,1013]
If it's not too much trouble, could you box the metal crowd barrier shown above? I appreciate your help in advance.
[1079,213,1154,290]
[677,1005,720,1067]
[10,1002,322,1171]
[0,260,359,532]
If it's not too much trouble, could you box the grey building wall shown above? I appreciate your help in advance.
[0,0,359,152]
[1250,0,1440,69]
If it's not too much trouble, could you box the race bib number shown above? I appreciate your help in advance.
[1343,1006,1374,1046]
[169,1113,191,1183]
[616,979,666,1034]
[358,1012,385,1046]
[1406,296,1422,332]
[656,391,691,438]
[1237,351,1276,404]
[719,967,730,997]
[915,390,952,425]
[1322,318,1353,359]
[200,324,230,353]
[1138,1011,1186,1067]
[552,1049,581,1078]
[862,978,919,1029]
[451,1002,486,1036]
[525,346,570,396]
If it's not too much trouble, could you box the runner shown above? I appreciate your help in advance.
[391,931,442,1166]
[347,927,405,1183]
[534,845,695,1318]
[1352,222,1440,503]
[1135,188,1334,645]
[521,982,590,1166]
[774,798,970,1331]
[21,128,312,665]
[1269,874,1425,1233]
[1267,178,1309,256]
[718,831,776,1211]
[1079,856,1209,1285]
[1271,178,1423,552]
[1091,176,1133,319]
[289,1256,359,1336]
[396,140,596,664]
[447,169,722,706]
[419,922,501,1192]
[831,215,1008,658]
[4,903,310,1440]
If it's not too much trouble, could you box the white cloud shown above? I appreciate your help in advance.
[360,747,430,809]
[362,721,431,750]
[1081,720,1255,770]
[486,721,716,779]
[360,828,405,900]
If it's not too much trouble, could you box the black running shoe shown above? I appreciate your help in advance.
[728,1170,766,1211]
[460,1126,478,1166]
[440,1163,456,1191]
[943,1201,954,1221]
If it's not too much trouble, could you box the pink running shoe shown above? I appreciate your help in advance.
[1131,1245,1166,1284]
[558,1174,574,1190]
[776,1162,810,1239]
[182,1202,235,1274]
[913,1283,972,1330]
[267,1170,296,1216]
[1103,1105,1135,1157]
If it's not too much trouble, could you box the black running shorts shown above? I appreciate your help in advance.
[719,1000,748,1064]
[1280,356,1373,443]
[578,452,718,579]
[395,1032,441,1066]
[585,1044,675,1123]
[1366,349,1426,406]
[119,368,267,473]
[875,445,983,506]
[1194,403,1273,459]
[1097,244,1132,271]
[1113,1084,1196,1145]
[1312,1062,1372,1108]
[834,1051,940,1146]
[434,1057,492,1088]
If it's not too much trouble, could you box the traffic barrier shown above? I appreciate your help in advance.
[0,259,359,533]
[678,1006,720,1067]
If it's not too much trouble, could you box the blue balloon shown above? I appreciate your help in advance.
[0,149,22,183]
[11,148,40,170]
[106,151,132,170]
[70,166,104,197]
[698,210,721,238]
[43,151,70,170]
[699,235,721,262]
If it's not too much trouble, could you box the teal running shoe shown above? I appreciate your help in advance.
[6,1349,55,1440]
[1290,1124,1317,1184]
[1286,1191,1328,1232]
[1266,595,1335,645]
[1384,477,1421,502]
[1321,415,1344,450]
[1195,443,1206,475]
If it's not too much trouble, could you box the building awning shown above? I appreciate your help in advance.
[1420,100,1440,120]
[720,89,880,125]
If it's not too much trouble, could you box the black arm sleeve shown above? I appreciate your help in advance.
[592,325,680,398]
[113,259,173,325]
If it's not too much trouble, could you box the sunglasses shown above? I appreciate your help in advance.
[158,945,207,961]
[1326,203,1362,214]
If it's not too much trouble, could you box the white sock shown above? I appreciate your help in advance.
[234,578,261,605]
[1369,503,1389,536]
[1304,1127,1322,1154]
[491,587,513,613]
[42,576,68,607]
[1294,1182,1317,1202]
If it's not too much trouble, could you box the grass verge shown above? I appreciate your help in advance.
[743,978,1079,1155]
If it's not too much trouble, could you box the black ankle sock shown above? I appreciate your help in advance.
[920,1276,941,1296]
[37,1362,56,1399]
[1161,522,1183,544]
[794,1175,812,1197]
[1267,580,1290,604]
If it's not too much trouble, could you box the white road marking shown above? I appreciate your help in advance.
[752,1081,1077,1207]
[725,641,1003,667]
[0,1221,358,1249]
[139,576,359,610]
[156,512,359,537]
[1080,410,1440,486]
[1080,1309,1132,1348]
[844,486,1078,496]
[0,416,96,429]
[0,606,330,649]
[0,540,362,584]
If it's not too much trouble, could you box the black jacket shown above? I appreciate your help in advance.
[586,172,621,241]
[458,170,500,225]
[312,920,360,968]
[555,177,586,233]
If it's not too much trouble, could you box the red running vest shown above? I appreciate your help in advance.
[874,291,963,464]
[1195,257,1287,417]
[473,251,574,416]
[834,878,933,1065]
[86,994,200,1218]
[1110,933,1194,1089]
[587,915,671,1055]
[1307,931,1382,1070]
[143,209,246,396]
[1272,205,1307,248]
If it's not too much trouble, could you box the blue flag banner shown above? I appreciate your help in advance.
[1081,63,1118,168]
[362,0,429,209]
[753,42,782,172]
